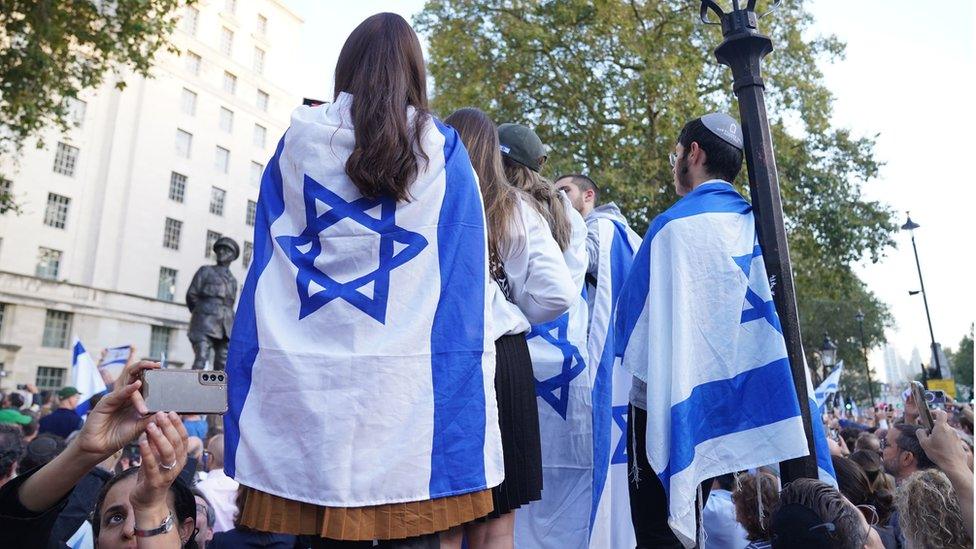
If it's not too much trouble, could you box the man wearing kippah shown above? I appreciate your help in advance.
[38,386,84,439]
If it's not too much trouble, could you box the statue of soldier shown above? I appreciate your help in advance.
[186,237,239,370]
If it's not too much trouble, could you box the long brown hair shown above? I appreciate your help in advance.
[503,157,571,251]
[444,108,520,275]
[333,13,429,202]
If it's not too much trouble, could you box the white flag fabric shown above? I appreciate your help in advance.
[584,207,642,549]
[72,338,107,416]
[224,93,502,507]
[814,362,844,408]
[804,364,838,486]
[614,181,810,547]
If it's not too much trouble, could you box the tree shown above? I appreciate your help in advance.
[0,0,191,213]
[416,0,895,368]
[945,326,974,388]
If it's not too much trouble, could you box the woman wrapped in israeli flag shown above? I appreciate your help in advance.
[224,13,503,546]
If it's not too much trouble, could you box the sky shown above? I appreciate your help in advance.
[283,0,975,381]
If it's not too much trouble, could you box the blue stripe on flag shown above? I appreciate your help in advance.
[808,397,837,484]
[428,119,488,497]
[75,390,107,416]
[657,358,801,497]
[224,133,288,477]
[72,340,85,364]
[589,220,637,534]
[615,183,752,357]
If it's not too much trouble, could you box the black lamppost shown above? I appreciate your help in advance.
[901,213,939,385]
[854,311,876,406]
[820,333,838,382]
[699,0,819,482]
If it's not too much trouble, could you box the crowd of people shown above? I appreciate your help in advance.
[0,11,972,549]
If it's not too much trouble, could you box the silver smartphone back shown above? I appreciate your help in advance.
[141,370,228,415]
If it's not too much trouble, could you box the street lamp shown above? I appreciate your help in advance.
[901,213,939,385]
[700,0,819,482]
[854,311,876,407]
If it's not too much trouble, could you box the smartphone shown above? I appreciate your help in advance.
[140,370,228,415]
[911,381,934,432]
[926,390,947,405]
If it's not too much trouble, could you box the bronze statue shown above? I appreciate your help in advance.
[186,237,239,370]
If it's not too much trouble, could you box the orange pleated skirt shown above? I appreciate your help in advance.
[238,487,494,540]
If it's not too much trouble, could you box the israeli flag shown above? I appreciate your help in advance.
[225,94,502,506]
[584,210,641,549]
[614,181,810,547]
[72,338,106,416]
[814,362,844,408]
[804,364,838,485]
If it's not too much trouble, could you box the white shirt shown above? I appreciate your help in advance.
[489,196,576,338]
[702,489,749,549]
[196,468,240,533]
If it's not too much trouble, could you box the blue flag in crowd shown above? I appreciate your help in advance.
[72,338,107,416]
[814,362,844,409]
[614,181,811,547]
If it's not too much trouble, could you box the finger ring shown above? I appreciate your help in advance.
[160,461,177,471]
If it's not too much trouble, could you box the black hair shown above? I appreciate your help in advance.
[20,433,67,471]
[715,472,736,492]
[839,427,862,453]
[555,173,600,203]
[93,466,198,547]
[7,392,25,409]
[0,423,24,477]
[893,424,936,470]
[677,118,743,183]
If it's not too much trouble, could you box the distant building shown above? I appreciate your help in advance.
[0,0,303,392]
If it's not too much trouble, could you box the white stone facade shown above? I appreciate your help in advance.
[0,0,303,392]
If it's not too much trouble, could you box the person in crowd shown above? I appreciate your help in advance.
[882,424,935,483]
[20,432,67,471]
[0,402,32,429]
[770,478,884,548]
[442,107,575,548]
[916,408,973,539]
[701,473,748,548]
[0,423,24,488]
[732,471,779,549]
[192,488,216,548]
[0,360,188,547]
[831,456,896,546]
[93,465,197,548]
[849,450,896,499]
[196,434,238,533]
[855,432,882,453]
[38,386,84,438]
[183,414,208,441]
[224,14,517,549]
[841,427,864,452]
[209,487,298,548]
[894,470,972,549]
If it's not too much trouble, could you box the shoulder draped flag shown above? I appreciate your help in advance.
[224,93,502,507]
[614,181,810,547]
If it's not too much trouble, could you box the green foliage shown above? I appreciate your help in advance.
[946,326,974,388]
[0,0,191,211]
[416,0,896,366]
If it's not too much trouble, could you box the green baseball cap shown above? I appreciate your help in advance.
[58,386,81,399]
[498,123,547,172]
[0,408,32,425]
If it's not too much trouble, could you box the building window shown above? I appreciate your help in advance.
[242,240,253,268]
[185,51,201,75]
[224,0,237,15]
[181,88,197,115]
[169,172,187,203]
[253,47,265,74]
[43,193,70,229]
[210,186,226,216]
[215,146,230,174]
[0,303,7,338]
[219,107,234,133]
[149,326,172,360]
[205,230,222,258]
[157,267,177,301]
[182,6,199,35]
[223,71,237,95]
[246,200,257,226]
[220,27,234,56]
[253,124,266,148]
[256,14,268,35]
[250,161,263,187]
[53,142,79,176]
[35,247,62,279]
[42,310,72,348]
[256,89,269,111]
[36,366,67,390]
[66,98,86,127]
[163,218,183,250]
[175,129,192,158]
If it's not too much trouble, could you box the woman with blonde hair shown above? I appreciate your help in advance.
[895,470,972,549]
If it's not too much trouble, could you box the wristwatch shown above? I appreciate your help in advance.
[133,511,175,538]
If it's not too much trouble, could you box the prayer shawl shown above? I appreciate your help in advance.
[224,93,502,507]
[614,181,809,547]
[584,207,642,549]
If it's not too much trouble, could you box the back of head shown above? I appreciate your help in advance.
[333,12,429,202]
[7,392,25,410]
[444,107,520,271]
[207,434,225,469]
[895,469,972,549]
[732,471,780,541]
[20,433,67,471]
[831,455,873,506]
[772,478,866,549]
[502,156,571,251]
[893,423,936,470]
[677,117,743,183]
[0,423,24,480]
[840,427,862,452]
[855,432,881,452]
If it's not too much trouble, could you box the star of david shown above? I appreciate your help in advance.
[732,244,782,334]
[276,174,428,323]
[526,313,587,420]
[611,404,629,465]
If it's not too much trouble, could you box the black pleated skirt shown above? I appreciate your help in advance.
[488,333,543,517]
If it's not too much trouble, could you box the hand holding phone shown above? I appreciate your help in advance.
[140,370,228,415]
[911,381,935,432]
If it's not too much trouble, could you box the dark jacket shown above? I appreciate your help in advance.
[210,529,298,548]
[38,408,83,439]
[0,466,72,548]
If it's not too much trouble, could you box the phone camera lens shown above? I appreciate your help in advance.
[203,374,212,381]
[217,375,225,382]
